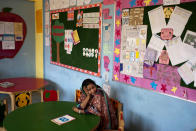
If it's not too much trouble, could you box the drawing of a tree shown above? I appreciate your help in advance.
[52,20,64,63]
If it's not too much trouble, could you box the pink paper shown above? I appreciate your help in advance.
[103,8,112,19]
[159,50,169,65]
[161,28,173,40]
[103,0,114,5]
[104,56,110,72]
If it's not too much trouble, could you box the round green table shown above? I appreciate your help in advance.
[3,101,100,131]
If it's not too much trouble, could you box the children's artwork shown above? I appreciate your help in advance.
[83,12,99,28]
[120,25,147,78]
[67,10,74,21]
[129,8,144,26]
[144,47,157,66]
[148,6,166,34]
[52,13,59,19]
[64,30,73,54]
[3,34,15,41]
[14,22,23,41]
[143,63,157,80]
[122,9,129,26]
[163,0,180,5]
[103,8,112,19]
[157,64,181,86]
[76,10,83,27]
[183,30,196,48]
[163,7,174,18]
[72,30,80,45]
[147,35,165,61]
[2,41,15,50]
[159,50,169,65]
[104,56,110,72]
[4,22,14,34]
[103,0,114,5]
[51,114,75,125]
[178,57,196,85]
[160,28,173,40]
[167,6,192,36]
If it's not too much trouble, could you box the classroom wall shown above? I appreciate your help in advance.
[0,0,35,79]
[43,0,196,131]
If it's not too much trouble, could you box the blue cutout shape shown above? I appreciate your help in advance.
[129,0,136,7]
[115,57,120,63]
[130,77,136,84]
[59,117,69,122]
[116,9,121,16]
[152,0,158,4]
[120,63,123,71]
[115,39,120,46]
[150,81,157,90]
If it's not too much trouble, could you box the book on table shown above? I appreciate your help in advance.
[51,114,75,125]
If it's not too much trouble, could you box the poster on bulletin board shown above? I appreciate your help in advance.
[50,3,102,77]
[113,0,196,102]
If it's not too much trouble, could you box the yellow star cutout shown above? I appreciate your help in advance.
[171,87,177,94]
[114,48,120,55]
[116,20,121,27]
[114,74,119,80]
[144,0,151,6]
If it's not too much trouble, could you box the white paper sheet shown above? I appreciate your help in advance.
[49,0,55,10]
[183,30,196,48]
[178,57,196,85]
[167,6,192,36]
[163,0,180,5]
[166,37,187,65]
[147,35,165,61]
[77,0,84,6]
[4,22,14,34]
[148,6,166,34]
[2,41,15,50]
[0,22,5,34]
[69,0,76,7]
[61,0,69,9]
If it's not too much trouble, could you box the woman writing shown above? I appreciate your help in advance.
[72,79,117,130]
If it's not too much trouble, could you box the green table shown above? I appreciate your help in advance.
[3,101,100,131]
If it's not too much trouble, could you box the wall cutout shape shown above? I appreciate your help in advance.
[113,0,196,102]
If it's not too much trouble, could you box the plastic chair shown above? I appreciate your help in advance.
[0,99,8,128]
[75,89,124,131]
[43,89,59,102]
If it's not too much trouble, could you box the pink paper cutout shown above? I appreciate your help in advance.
[161,28,173,40]
[159,50,169,65]
[103,0,114,5]
[103,8,112,19]
[104,56,110,72]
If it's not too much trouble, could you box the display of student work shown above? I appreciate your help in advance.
[113,0,196,102]
[0,8,27,59]
[50,3,102,76]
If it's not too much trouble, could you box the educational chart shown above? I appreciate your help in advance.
[50,3,102,76]
[113,0,196,102]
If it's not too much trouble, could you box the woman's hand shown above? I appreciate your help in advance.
[72,106,79,113]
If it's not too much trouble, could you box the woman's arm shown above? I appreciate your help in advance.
[79,94,91,109]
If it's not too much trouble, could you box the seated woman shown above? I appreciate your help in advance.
[72,79,117,130]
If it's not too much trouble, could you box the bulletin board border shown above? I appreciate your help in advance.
[113,0,196,103]
[50,3,102,77]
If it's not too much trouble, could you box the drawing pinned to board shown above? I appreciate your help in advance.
[122,9,129,26]
[64,30,73,54]
[67,10,74,21]
[160,28,173,40]
[129,7,144,25]
[159,50,169,65]
[163,7,174,18]
[104,56,110,72]
[76,10,83,27]
[144,47,157,66]
[183,30,196,48]
[143,63,157,80]
[103,8,112,19]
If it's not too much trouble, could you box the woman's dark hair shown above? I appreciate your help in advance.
[82,79,96,88]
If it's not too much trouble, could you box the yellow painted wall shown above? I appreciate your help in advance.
[34,0,43,78]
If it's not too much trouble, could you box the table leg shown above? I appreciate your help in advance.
[29,91,32,104]
[9,93,15,111]
[40,88,43,102]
